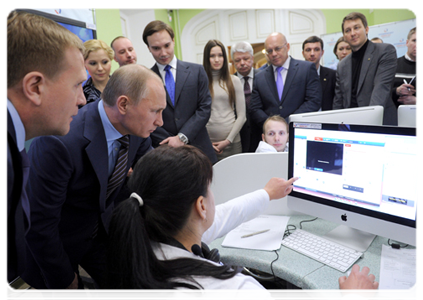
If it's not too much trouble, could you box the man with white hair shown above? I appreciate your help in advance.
[231,41,262,152]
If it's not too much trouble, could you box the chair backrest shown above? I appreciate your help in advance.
[210,152,298,216]
[398,105,416,127]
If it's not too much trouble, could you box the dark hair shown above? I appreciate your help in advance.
[302,36,324,51]
[202,39,236,106]
[342,12,368,33]
[107,145,239,289]
[142,20,175,46]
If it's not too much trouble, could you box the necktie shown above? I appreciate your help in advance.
[243,76,251,109]
[106,135,130,200]
[164,65,175,105]
[276,66,284,101]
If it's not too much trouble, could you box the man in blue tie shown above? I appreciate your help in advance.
[142,20,217,164]
[249,32,321,129]
[21,64,166,289]
[7,10,87,286]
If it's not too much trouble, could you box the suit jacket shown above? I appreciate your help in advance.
[235,69,262,152]
[7,111,29,283]
[333,41,397,125]
[151,60,217,163]
[249,57,321,128]
[22,100,152,288]
[320,65,337,111]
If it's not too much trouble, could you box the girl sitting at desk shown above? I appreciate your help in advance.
[106,145,378,290]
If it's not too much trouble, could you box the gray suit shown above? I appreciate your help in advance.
[333,41,397,125]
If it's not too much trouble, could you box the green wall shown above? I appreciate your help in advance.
[95,9,416,62]
[95,9,122,72]
[321,9,416,34]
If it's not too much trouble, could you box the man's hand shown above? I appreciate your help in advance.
[52,273,78,300]
[398,95,416,105]
[159,136,185,148]
[263,177,298,200]
[396,83,416,96]
[339,264,379,289]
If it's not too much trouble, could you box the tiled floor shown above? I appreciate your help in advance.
[5,268,93,300]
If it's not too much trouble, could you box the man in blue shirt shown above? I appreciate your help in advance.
[7,10,87,285]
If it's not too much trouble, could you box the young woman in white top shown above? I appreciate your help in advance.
[203,39,246,161]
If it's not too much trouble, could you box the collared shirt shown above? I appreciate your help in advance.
[156,55,178,85]
[405,52,415,62]
[272,56,291,84]
[7,99,25,151]
[236,67,255,88]
[98,100,124,177]
[317,65,321,76]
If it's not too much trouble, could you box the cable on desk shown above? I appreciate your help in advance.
[299,217,318,229]
[283,224,296,238]
[388,239,409,249]
[269,250,279,281]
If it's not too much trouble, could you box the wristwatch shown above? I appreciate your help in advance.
[177,133,189,144]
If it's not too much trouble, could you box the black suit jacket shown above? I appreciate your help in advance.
[320,65,337,111]
[235,69,262,152]
[250,57,321,128]
[7,111,29,283]
[151,60,217,163]
[22,100,152,288]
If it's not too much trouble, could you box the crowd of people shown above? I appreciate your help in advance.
[8,9,414,291]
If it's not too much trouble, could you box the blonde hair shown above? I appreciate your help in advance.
[7,10,84,88]
[83,39,114,61]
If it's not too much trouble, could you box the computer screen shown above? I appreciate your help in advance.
[289,106,384,126]
[287,122,416,247]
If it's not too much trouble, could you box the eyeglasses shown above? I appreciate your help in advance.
[265,43,287,55]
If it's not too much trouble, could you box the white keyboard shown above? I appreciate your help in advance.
[281,229,363,273]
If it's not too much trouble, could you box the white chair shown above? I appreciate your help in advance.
[210,152,296,216]
[397,105,416,127]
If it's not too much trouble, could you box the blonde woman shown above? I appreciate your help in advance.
[82,39,114,106]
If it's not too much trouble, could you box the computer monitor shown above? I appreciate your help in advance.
[289,106,384,126]
[398,105,416,127]
[287,122,416,252]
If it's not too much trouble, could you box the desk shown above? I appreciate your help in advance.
[209,215,408,289]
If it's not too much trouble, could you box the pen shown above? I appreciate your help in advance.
[403,79,411,91]
[241,229,270,238]
[409,76,415,85]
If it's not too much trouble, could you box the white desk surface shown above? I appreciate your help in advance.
[209,215,412,289]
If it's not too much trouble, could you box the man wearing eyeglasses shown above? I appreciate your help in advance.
[249,32,321,129]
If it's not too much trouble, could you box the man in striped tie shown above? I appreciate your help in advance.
[22,64,166,289]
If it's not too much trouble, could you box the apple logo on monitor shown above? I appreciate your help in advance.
[341,214,347,222]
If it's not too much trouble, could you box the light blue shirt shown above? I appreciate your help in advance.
[7,99,25,151]
[98,100,124,177]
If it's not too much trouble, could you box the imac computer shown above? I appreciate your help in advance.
[289,106,384,126]
[398,105,416,127]
[287,122,416,252]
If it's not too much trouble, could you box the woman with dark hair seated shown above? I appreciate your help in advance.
[107,145,379,290]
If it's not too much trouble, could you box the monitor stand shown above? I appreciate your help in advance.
[323,225,376,253]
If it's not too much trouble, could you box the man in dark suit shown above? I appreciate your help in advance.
[22,65,166,289]
[249,32,321,129]
[333,12,397,125]
[230,41,262,152]
[302,36,336,111]
[142,20,217,164]
[7,10,87,285]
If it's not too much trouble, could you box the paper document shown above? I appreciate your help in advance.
[221,214,289,251]
[379,244,416,289]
